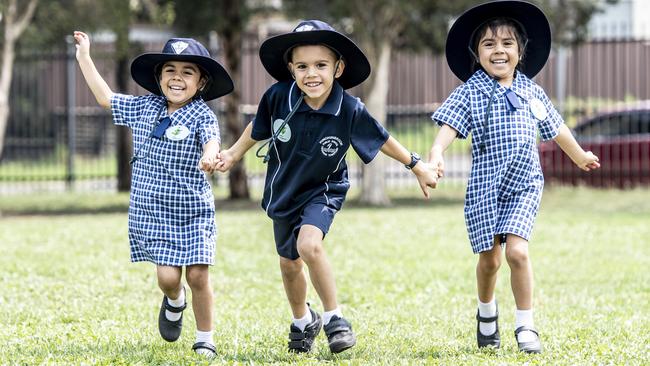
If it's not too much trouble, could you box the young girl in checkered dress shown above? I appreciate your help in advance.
[73,31,233,357]
[427,1,600,353]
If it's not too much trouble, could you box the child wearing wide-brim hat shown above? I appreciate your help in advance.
[427,0,600,354]
[215,19,438,354]
[73,31,233,358]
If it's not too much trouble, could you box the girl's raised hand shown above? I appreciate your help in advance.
[73,31,90,58]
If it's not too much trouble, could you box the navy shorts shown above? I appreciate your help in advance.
[273,202,337,260]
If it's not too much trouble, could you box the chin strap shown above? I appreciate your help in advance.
[478,78,499,153]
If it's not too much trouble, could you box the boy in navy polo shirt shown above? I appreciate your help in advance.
[216,20,438,354]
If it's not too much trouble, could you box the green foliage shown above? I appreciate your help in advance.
[0,188,649,364]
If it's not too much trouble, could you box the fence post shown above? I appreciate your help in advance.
[555,46,568,118]
[65,35,76,190]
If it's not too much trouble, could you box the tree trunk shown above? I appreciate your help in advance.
[115,56,132,191]
[359,40,391,205]
[220,1,249,199]
[113,0,132,192]
[0,0,38,160]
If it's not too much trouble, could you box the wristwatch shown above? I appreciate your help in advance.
[405,152,421,170]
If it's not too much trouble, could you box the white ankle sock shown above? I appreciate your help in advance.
[196,329,214,344]
[322,307,342,326]
[478,298,497,336]
[515,309,536,342]
[292,308,313,332]
[165,288,185,322]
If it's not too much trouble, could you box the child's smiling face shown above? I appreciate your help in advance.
[477,25,520,85]
[288,45,344,110]
[159,61,206,112]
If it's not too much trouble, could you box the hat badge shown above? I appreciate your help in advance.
[171,41,189,54]
[295,25,315,32]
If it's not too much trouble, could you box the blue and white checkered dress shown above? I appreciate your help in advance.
[111,94,219,265]
[432,70,562,253]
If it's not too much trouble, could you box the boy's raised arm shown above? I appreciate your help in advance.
[73,31,113,109]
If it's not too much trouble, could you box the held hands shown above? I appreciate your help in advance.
[214,149,237,172]
[428,146,446,180]
[575,150,601,171]
[199,154,220,174]
[72,31,90,59]
[412,161,438,199]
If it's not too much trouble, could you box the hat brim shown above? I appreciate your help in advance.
[259,30,371,89]
[130,54,234,101]
[445,0,551,82]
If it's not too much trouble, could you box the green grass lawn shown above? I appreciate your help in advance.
[1,188,649,365]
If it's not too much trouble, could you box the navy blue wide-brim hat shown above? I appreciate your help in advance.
[131,38,234,101]
[259,20,371,90]
[445,0,551,82]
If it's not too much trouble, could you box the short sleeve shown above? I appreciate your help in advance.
[431,85,472,139]
[350,99,389,164]
[536,87,564,141]
[110,93,149,128]
[196,111,220,145]
[251,91,272,141]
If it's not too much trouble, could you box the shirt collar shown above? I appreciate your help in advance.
[288,81,344,116]
[469,69,534,100]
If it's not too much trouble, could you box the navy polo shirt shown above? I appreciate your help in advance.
[252,80,389,220]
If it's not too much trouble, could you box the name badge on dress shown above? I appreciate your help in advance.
[529,98,548,121]
[165,125,190,141]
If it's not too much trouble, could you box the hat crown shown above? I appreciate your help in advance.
[293,20,335,33]
[161,38,211,58]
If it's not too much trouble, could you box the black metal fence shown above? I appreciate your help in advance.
[1,32,649,195]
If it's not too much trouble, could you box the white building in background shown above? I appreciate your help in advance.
[588,0,650,39]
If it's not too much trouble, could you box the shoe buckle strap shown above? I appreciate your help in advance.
[289,332,306,341]
[288,340,309,350]
[476,314,498,323]
[163,297,187,313]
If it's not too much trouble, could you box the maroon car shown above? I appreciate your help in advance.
[539,101,650,188]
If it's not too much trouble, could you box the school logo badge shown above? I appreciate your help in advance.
[529,98,548,121]
[319,136,342,157]
[165,125,190,141]
[273,119,291,142]
[171,41,189,54]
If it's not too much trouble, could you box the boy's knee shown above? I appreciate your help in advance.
[296,238,323,261]
[279,257,303,277]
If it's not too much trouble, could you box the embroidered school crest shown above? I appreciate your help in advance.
[171,41,189,54]
[319,136,342,157]
[273,119,292,142]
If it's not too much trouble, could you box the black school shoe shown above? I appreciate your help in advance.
[324,315,356,354]
[476,309,500,349]
[193,342,217,358]
[515,326,542,354]
[158,287,187,342]
[288,306,323,353]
